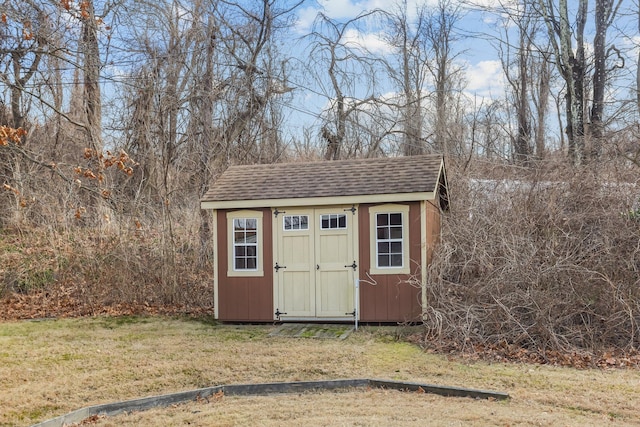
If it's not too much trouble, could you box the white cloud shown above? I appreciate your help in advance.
[295,6,321,34]
[342,28,392,54]
[464,60,505,97]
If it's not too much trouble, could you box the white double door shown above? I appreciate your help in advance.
[274,207,356,319]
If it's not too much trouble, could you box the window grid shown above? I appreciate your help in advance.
[233,218,258,270]
[283,215,309,231]
[376,212,403,268]
[320,214,347,230]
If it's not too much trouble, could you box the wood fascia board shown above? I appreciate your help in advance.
[201,192,436,210]
[211,209,219,320]
[420,200,427,320]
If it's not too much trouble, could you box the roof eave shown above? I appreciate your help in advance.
[201,191,437,210]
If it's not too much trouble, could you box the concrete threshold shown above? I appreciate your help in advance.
[32,379,509,427]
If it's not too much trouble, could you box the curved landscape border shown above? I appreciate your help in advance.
[32,378,509,427]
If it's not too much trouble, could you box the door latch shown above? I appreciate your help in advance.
[274,262,287,272]
[344,261,357,271]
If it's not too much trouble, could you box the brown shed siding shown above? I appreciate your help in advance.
[425,200,441,264]
[358,202,422,322]
[217,208,274,321]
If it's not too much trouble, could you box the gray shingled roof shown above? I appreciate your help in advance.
[201,154,447,206]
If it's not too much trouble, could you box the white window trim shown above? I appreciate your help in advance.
[320,213,347,230]
[283,214,309,231]
[227,210,264,277]
[369,204,410,275]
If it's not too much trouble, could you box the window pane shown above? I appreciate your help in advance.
[321,216,329,229]
[389,213,402,225]
[378,255,389,267]
[234,231,245,244]
[235,258,246,270]
[234,218,245,230]
[338,215,346,228]
[246,246,256,256]
[377,227,389,239]
[376,213,388,226]
[378,242,390,255]
[330,216,338,228]
[390,241,402,253]
[284,217,291,230]
[245,219,257,230]
[245,231,257,243]
[390,226,403,239]
[235,246,246,257]
[246,258,257,270]
[292,216,300,229]
[391,254,403,267]
[301,216,308,229]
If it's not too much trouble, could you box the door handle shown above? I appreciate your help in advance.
[317,264,320,270]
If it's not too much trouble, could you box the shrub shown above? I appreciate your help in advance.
[424,163,640,353]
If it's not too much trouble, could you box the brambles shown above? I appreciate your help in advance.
[422,161,640,356]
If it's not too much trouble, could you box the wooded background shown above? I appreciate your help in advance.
[1,0,639,356]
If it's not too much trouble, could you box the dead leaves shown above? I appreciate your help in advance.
[73,148,137,199]
[426,340,640,370]
[0,125,26,145]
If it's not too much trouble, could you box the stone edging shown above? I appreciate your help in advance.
[32,379,509,426]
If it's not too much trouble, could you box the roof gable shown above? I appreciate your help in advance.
[201,154,448,209]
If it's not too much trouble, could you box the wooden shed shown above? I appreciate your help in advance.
[200,154,449,323]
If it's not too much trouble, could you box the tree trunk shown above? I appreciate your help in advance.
[81,0,102,153]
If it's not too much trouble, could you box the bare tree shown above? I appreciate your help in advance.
[307,10,387,160]
[498,1,533,163]
[0,0,56,129]
[589,0,624,157]
[423,0,464,155]
[536,0,624,164]
[536,0,587,163]
[384,1,429,156]
[496,0,554,162]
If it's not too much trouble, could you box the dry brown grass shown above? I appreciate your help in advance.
[1,317,639,426]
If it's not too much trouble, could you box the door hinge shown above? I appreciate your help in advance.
[273,208,286,217]
[344,205,357,214]
[274,262,287,272]
[275,308,287,321]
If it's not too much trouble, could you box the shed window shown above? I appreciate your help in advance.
[227,210,264,277]
[320,214,347,230]
[233,218,258,270]
[369,204,410,275]
[376,213,404,267]
[283,215,309,231]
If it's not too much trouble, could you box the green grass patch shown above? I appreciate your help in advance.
[96,315,154,329]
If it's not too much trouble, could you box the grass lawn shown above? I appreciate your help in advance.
[1,317,639,426]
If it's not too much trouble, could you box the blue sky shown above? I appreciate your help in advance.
[275,0,510,140]
[274,0,639,148]
[293,0,508,91]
